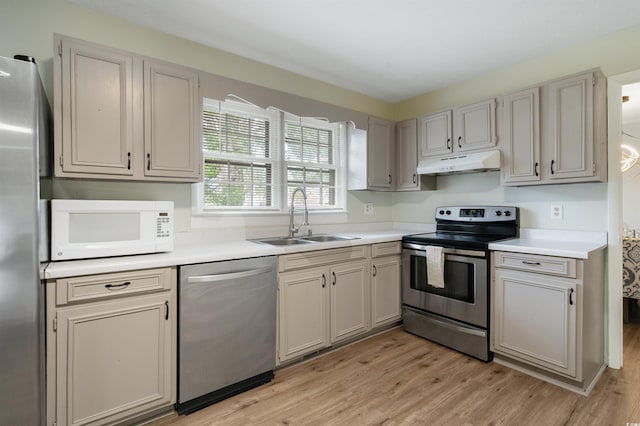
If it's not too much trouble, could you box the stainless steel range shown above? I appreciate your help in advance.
[402,206,518,361]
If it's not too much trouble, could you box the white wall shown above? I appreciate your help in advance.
[392,172,608,231]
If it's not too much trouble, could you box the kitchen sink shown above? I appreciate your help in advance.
[300,234,359,242]
[252,237,313,246]
[250,234,359,246]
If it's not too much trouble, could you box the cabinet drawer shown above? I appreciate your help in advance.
[371,241,401,258]
[493,251,576,278]
[56,267,172,305]
[279,246,368,272]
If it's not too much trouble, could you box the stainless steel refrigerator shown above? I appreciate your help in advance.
[0,55,51,425]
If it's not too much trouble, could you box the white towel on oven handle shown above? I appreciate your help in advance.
[426,245,445,288]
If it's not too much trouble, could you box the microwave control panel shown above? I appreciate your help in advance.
[156,212,172,239]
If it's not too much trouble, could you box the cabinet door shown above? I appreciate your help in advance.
[55,293,172,426]
[59,39,134,176]
[419,110,452,158]
[144,60,201,180]
[367,117,394,188]
[546,73,594,180]
[493,269,577,378]
[371,255,401,328]
[502,88,541,184]
[330,260,369,343]
[454,99,496,152]
[278,267,330,362]
[396,118,419,190]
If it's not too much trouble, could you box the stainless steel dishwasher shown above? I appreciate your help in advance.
[177,256,277,414]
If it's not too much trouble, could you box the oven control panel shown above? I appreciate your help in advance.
[435,206,517,222]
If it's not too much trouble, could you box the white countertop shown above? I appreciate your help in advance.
[489,238,607,259]
[44,230,406,279]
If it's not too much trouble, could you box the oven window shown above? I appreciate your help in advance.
[409,255,475,303]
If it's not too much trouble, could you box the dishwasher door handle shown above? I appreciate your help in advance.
[187,267,273,283]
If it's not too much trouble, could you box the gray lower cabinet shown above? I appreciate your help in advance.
[277,243,403,364]
[46,267,176,426]
[277,246,370,363]
[502,70,607,186]
[491,251,604,392]
[370,242,402,327]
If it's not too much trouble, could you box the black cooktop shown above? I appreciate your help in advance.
[403,232,516,250]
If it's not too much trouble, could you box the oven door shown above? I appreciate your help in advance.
[402,242,487,328]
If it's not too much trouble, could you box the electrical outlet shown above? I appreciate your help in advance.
[364,203,374,215]
[550,204,563,220]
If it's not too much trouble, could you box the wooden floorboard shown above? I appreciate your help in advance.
[152,324,640,425]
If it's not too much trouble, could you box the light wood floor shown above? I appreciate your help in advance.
[153,324,640,425]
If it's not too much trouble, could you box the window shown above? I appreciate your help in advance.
[200,100,278,210]
[196,98,345,214]
[284,115,340,209]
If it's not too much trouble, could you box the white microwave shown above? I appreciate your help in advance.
[51,200,174,261]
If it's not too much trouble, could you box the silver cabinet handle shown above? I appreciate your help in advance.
[187,267,273,283]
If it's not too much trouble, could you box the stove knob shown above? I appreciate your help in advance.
[495,211,502,216]
[439,210,445,215]
[504,210,512,217]
[445,210,451,215]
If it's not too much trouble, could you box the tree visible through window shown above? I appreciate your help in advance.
[198,99,343,212]
[201,101,276,209]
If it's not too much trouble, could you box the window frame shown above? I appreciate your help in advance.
[196,99,281,212]
[193,99,347,215]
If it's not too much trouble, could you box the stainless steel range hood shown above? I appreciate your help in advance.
[416,149,500,175]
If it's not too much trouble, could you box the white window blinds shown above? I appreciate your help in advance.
[201,101,278,209]
[284,115,340,209]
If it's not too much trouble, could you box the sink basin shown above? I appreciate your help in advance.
[300,234,359,243]
[251,237,313,246]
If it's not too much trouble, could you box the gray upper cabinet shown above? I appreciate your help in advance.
[367,117,395,189]
[420,99,496,159]
[546,73,595,180]
[57,38,135,177]
[143,60,201,180]
[396,118,436,191]
[347,118,395,191]
[502,87,541,184]
[454,98,497,152]
[419,111,452,157]
[502,70,607,186]
[54,35,202,182]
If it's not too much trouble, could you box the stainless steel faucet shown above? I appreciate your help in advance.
[288,187,309,238]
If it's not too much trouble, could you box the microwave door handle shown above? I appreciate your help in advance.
[187,267,273,284]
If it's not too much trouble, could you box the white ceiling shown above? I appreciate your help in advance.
[67,0,640,102]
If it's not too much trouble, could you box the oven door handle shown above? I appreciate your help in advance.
[403,244,486,258]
